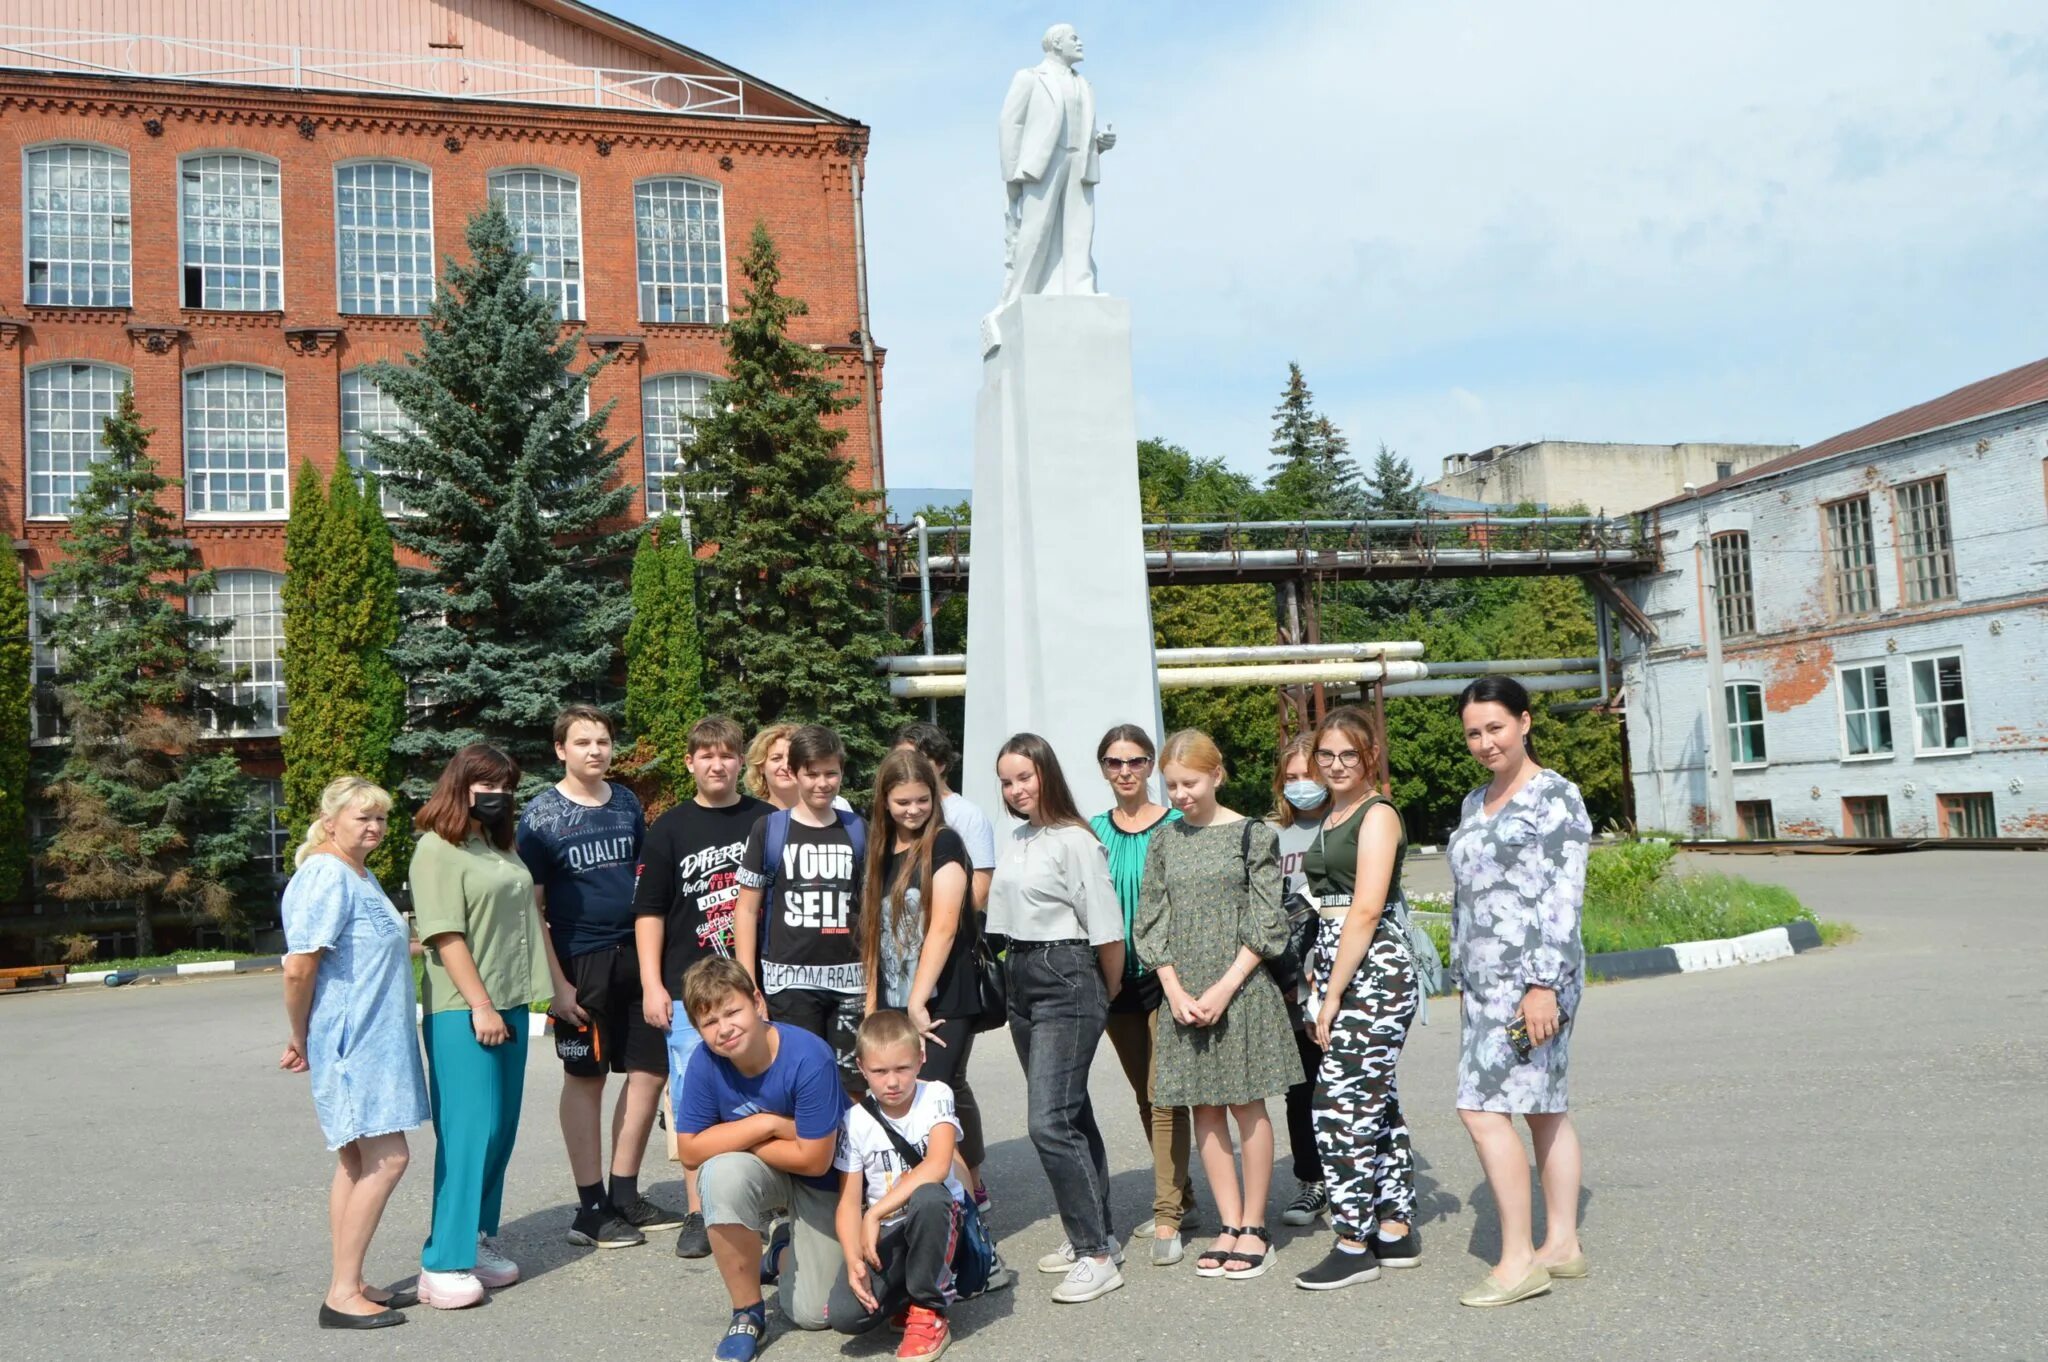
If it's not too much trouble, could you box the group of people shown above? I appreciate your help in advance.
[279,677,1593,1359]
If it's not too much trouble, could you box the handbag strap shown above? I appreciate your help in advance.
[857,1093,927,1169]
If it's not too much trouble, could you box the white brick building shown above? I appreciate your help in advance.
[1619,358,2048,840]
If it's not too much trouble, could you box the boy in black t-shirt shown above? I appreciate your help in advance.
[734,725,868,1092]
[632,715,769,1258]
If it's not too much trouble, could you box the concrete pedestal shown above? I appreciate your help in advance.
[963,294,1163,823]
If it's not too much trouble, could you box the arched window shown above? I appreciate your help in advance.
[184,367,288,516]
[25,145,132,307]
[25,361,126,518]
[490,168,583,320]
[335,162,434,314]
[642,373,715,515]
[635,178,725,324]
[192,569,285,735]
[339,369,413,513]
[180,153,283,310]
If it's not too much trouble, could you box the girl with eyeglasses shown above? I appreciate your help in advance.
[1291,708,1422,1292]
[1085,724,1197,1267]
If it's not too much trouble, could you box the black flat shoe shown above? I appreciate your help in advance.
[370,1288,419,1309]
[319,1303,407,1330]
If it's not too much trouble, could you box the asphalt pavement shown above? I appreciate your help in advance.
[1,850,2041,1362]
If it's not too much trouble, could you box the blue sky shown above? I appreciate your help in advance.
[612,1,2048,492]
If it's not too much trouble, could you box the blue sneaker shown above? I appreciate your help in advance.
[759,1221,791,1285]
[715,1304,766,1361]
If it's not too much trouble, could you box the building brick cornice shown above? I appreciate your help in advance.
[0,72,867,161]
[0,319,26,350]
[583,334,646,360]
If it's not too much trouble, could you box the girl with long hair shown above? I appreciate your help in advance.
[986,733,1127,1305]
[860,747,986,1197]
[1446,677,1592,1308]
[1292,707,1423,1293]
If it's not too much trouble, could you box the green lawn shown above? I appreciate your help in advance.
[1407,838,1816,968]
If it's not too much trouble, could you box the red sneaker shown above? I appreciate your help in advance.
[896,1305,950,1360]
[888,1309,909,1331]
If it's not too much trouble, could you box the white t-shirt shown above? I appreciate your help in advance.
[942,793,998,872]
[833,1080,966,1225]
[1273,813,1324,900]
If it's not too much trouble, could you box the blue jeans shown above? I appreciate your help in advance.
[1006,942,1114,1258]
[665,1015,703,1128]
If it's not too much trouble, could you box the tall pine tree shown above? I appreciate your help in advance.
[1261,363,1362,518]
[621,515,704,809]
[686,223,899,770]
[281,463,408,878]
[37,389,262,953]
[369,205,637,795]
[1363,443,1423,519]
[0,558,29,901]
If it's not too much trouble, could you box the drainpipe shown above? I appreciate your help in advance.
[913,516,937,722]
[1595,596,1611,704]
[848,141,883,492]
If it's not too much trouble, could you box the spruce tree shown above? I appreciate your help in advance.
[369,205,637,795]
[37,388,263,953]
[621,515,704,808]
[686,223,899,770]
[281,463,408,880]
[1363,443,1424,519]
[1261,363,1362,518]
[0,558,30,901]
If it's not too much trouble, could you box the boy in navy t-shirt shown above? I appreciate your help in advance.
[516,705,670,1250]
[674,956,849,1362]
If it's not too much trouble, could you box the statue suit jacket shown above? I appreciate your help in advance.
[999,58,1102,188]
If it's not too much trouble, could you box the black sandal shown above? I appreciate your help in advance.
[1223,1225,1273,1279]
[1195,1226,1242,1277]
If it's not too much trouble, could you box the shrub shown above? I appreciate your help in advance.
[1583,838,1676,910]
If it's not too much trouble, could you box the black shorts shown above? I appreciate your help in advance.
[766,987,864,1089]
[556,944,667,1078]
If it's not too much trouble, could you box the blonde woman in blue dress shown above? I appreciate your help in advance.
[1446,678,1592,1308]
[280,776,430,1330]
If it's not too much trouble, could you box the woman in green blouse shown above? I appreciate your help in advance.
[1087,723,1195,1268]
[411,745,558,1310]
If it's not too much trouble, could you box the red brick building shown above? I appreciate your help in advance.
[0,2,881,943]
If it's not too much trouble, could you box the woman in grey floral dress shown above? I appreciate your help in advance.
[1135,730,1295,1280]
[1446,677,1592,1309]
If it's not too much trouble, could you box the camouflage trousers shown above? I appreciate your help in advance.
[1311,931,1419,1240]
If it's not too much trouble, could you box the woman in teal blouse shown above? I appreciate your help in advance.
[1087,723,1194,1268]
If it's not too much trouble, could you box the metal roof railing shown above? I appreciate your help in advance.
[0,26,825,121]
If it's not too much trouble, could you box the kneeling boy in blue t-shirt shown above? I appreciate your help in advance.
[674,957,849,1362]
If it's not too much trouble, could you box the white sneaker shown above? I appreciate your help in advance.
[1052,1255,1125,1304]
[1037,1238,1125,1273]
[474,1232,520,1288]
[417,1268,485,1309]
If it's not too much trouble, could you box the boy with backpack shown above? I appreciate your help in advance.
[828,1011,1007,1360]
[734,725,867,1091]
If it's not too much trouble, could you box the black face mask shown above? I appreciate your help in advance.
[470,792,514,828]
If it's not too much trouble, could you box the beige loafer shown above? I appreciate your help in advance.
[1459,1265,1553,1307]
[1542,1252,1588,1279]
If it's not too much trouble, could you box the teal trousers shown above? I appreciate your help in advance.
[421,1006,528,1272]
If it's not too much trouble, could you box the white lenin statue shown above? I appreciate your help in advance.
[996,23,1118,309]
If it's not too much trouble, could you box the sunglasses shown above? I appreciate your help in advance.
[1100,756,1153,774]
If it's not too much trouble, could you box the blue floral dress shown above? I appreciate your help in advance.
[282,855,430,1150]
[1446,769,1591,1114]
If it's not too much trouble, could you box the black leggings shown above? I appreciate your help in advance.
[920,1015,985,1169]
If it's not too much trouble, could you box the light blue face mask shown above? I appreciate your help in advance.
[1283,780,1327,811]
